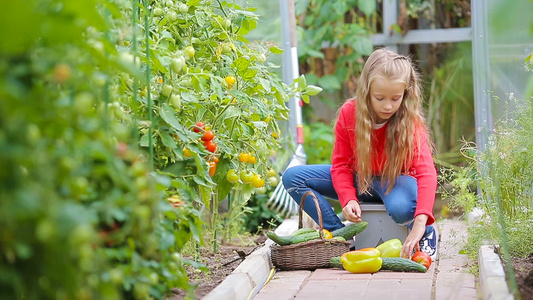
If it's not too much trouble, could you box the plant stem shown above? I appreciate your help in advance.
[144,2,154,170]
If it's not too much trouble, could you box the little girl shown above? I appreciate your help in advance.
[282,48,438,260]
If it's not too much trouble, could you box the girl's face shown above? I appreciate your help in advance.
[369,76,405,124]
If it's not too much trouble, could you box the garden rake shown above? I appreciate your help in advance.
[266,0,306,218]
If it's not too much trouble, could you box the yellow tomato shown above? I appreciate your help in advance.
[239,152,250,162]
[247,155,257,164]
[224,75,236,86]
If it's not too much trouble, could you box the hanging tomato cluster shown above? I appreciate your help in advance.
[183,121,219,177]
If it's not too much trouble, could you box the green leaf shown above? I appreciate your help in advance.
[160,230,175,250]
[269,46,284,54]
[233,57,250,73]
[242,68,258,80]
[305,85,323,96]
[297,75,307,90]
[352,36,373,55]
[160,131,177,149]
[318,75,342,90]
[391,23,403,34]
[140,134,149,147]
[358,0,377,16]
[194,10,207,27]
[306,49,325,59]
[301,94,310,104]
[160,103,181,129]
[186,0,202,6]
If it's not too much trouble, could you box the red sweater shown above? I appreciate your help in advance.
[331,100,437,225]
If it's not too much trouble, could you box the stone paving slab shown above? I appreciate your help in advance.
[253,270,311,300]
[434,220,478,300]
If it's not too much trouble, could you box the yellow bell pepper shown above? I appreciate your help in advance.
[340,248,382,273]
[376,238,403,257]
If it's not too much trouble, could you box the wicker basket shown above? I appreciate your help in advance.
[270,190,350,270]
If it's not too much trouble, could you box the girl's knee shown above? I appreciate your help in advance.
[386,202,415,225]
[282,166,302,188]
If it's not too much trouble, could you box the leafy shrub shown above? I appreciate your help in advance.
[445,95,533,258]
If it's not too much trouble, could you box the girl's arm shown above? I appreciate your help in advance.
[331,101,358,207]
[401,214,428,258]
[410,128,438,225]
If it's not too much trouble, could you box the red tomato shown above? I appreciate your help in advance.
[201,130,215,141]
[193,122,205,133]
[208,161,216,177]
[204,140,217,153]
[411,251,432,269]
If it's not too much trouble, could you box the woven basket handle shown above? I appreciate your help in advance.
[298,190,324,240]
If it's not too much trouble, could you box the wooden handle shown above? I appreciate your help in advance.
[298,190,324,240]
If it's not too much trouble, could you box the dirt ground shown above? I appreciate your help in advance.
[167,232,267,300]
[512,254,533,300]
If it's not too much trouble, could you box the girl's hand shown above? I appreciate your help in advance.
[342,200,362,223]
[400,214,429,258]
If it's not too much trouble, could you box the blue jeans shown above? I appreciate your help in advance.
[282,164,432,234]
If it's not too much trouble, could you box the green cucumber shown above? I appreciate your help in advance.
[266,231,292,246]
[289,231,321,244]
[329,256,343,269]
[290,228,317,236]
[332,236,346,242]
[267,230,321,246]
[381,257,427,273]
[331,222,368,240]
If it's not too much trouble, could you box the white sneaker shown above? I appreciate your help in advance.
[419,225,438,262]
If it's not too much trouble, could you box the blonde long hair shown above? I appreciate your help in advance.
[355,48,430,194]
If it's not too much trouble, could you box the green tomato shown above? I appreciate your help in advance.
[257,53,266,63]
[178,3,188,13]
[222,45,232,54]
[36,219,56,242]
[168,11,178,22]
[240,170,253,183]
[266,168,276,177]
[170,94,181,110]
[226,169,239,183]
[268,176,279,187]
[180,78,192,87]
[148,272,159,285]
[153,8,164,17]
[255,186,267,194]
[222,19,231,29]
[26,124,41,144]
[170,56,185,73]
[109,269,124,285]
[70,176,89,196]
[184,46,195,59]
[162,84,173,97]
[171,252,182,263]
[165,0,174,7]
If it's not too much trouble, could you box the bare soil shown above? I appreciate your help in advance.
[167,232,268,300]
[512,254,533,300]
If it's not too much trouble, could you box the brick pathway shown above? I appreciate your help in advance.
[253,219,478,300]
